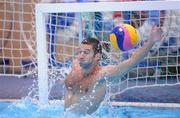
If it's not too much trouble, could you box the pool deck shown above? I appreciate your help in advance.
[0,76,180,104]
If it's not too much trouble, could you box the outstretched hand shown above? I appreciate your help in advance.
[149,25,163,44]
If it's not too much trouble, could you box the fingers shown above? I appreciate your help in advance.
[149,23,164,42]
[156,27,163,37]
[151,24,163,34]
[151,22,157,28]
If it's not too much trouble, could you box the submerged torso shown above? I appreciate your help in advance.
[64,65,107,114]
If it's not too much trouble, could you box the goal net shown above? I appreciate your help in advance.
[35,1,180,104]
[1,0,180,104]
[0,0,42,76]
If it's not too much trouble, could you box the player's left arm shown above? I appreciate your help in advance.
[101,26,163,82]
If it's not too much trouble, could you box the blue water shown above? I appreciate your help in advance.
[0,99,180,118]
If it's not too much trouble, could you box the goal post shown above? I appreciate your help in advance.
[35,7,49,104]
[35,1,180,105]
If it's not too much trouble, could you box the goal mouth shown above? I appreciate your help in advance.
[0,1,179,105]
[35,1,180,104]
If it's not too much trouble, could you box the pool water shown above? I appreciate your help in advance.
[0,99,180,118]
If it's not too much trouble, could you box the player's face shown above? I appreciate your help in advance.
[77,44,95,68]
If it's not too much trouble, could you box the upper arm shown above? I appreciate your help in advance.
[65,73,73,88]
[101,59,134,82]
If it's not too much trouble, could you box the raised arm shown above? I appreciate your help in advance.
[102,26,162,81]
[64,59,82,89]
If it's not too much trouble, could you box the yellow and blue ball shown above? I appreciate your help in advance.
[109,24,138,51]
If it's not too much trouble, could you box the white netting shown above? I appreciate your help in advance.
[0,0,180,105]
[0,0,38,76]
[36,1,180,103]
[0,0,101,76]
[109,9,180,98]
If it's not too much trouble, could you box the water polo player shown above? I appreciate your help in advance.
[64,25,162,115]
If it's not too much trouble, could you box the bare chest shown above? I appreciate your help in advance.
[69,79,107,108]
[73,72,99,94]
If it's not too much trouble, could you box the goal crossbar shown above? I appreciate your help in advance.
[36,1,180,13]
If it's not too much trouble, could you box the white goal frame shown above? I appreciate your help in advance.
[35,1,180,104]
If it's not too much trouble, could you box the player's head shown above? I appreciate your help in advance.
[77,37,102,68]
[81,37,102,56]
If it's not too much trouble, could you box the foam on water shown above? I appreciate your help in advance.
[4,61,179,118]
[1,99,180,118]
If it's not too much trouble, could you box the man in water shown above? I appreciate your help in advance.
[64,26,162,115]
